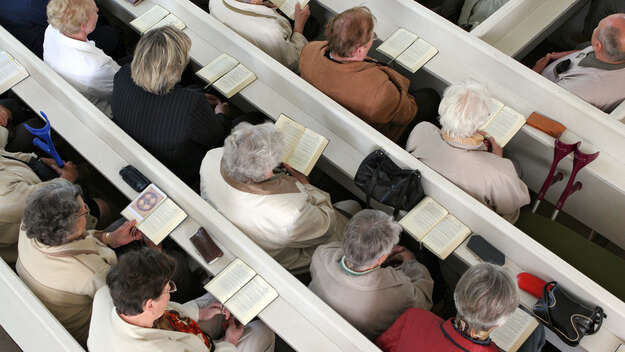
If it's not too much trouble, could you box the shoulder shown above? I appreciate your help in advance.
[301,41,327,58]
[401,308,441,325]
[200,148,224,175]
[313,242,342,260]
[114,64,132,83]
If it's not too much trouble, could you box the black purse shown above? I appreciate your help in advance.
[532,281,605,346]
[354,149,424,217]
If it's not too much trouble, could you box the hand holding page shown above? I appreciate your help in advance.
[269,0,310,19]
[480,102,526,147]
[0,51,29,95]
[275,114,328,175]
[196,54,239,85]
[491,308,539,352]
[129,5,169,34]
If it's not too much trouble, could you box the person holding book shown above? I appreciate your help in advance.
[200,122,359,271]
[406,80,530,223]
[376,263,544,352]
[43,0,121,117]
[112,26,231,187]
[209,0,311,72]
[89,248,275,352]
[533,13,625,112]
[298,6,440,145]
[15,179,142,346]
[308,209,434,339]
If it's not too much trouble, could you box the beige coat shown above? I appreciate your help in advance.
[406,122,530,223]
[209,0,308,72]
[308,242,434,339]
[16,229,117,345]
[200,148,346,270]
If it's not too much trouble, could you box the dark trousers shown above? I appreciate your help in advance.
[397,88,441,147]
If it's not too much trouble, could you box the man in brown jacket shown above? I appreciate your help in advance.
[299,6,439,144]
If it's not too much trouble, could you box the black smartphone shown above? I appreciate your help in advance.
[467,235,505,266]
[119,165,150,192]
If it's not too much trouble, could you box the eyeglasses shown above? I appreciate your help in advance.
[77,203,90,218]
[167,280,177,294]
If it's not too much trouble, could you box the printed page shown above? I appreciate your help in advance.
[481,106,526,147]
[396,38,438,73]
[274,0,310,19]
[399,197,448,241]
[136,198,187,245]
[151,13,186,32]
[120,184,167,222]
[0,52,28,95]
[129,5,169,34]
[204,258,256,303]
[275,114,306,162]
[225,275,279,325]
[286,128,328,175]
[213,64,256,98]
[376,28,418,59]
[491,307,539,352]
[196,54,239,85]
[423,214,471,259]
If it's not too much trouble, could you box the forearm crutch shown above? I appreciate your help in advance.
[551,147,599,220]
[24,111,64,167]
[532,139,578,213]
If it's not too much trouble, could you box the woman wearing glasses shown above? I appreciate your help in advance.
[16,178,140,347]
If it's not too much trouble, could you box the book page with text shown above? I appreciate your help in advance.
[204,258,256,303]
[399,197,448,241]
[491,307,538,352]
[226,275,279,325]
[423,214,470,259]
[376,28,418,59]
[152,13,186,32]
[481,106,526,147]
[396,38,438,73]
[0,51,29,95]
[272,0,310,19]
[275,114,306,162]
[287,128,328,175]
[214,64,256,98]
[136,198,186,245]
[196,54,239,85]
[130,6,168,34]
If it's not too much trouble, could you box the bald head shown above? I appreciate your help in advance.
[593,14,625,63]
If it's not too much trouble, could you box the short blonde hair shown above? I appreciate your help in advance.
[326,7,376,57]
[47,0,96,35]
[131,26,191,95]
[438,80,492,138]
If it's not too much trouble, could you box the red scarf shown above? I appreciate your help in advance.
[162,310,213,350]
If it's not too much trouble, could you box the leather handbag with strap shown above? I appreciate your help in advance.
[354,149,424,218]
[532,281,605,346]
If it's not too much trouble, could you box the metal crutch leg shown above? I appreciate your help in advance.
[551,147,599,220]
[532,139,578,213]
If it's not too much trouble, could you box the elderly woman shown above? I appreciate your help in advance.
[299,6,439,144]
[308,209,433,339]
[44,0,120,117]
[200,122,357,271]
[16,179,139,346]
[112,26,230,186]
[406,80,529,223]
[209,0,311,72]
[89,248,275,351]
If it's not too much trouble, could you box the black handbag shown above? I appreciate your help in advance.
[532,281,605,347]
[354,149,424,217]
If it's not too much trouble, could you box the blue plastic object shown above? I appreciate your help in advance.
[24,111,64,167]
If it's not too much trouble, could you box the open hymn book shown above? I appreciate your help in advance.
[0,51,28,95]
[491,307,539,352]
[269,0,310,19]
[480,99,527,147]
[196,54,257,98]
[275,114,328,176]
[129,5,185,34]
[204,258,279,325]
[121,184,187,245]
[399,197,471,259]
[376,28,438,73]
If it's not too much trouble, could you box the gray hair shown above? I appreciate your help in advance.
[343,209,401,271]
[21,179,82,246]
[598,25,625,62]
[454,263,519,332]
[439,80,492,138]
[131,26,191,95]
[222,122,285,184]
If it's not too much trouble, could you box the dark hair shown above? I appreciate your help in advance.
[325,6,375,57]
[106,248,176,315]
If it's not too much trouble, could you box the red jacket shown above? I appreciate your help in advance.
[375,308,499,352]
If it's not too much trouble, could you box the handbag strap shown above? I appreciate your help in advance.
[365,161,382,209]
[540,281,557,326]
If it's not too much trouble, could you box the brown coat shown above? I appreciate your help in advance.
[299,41,417,142]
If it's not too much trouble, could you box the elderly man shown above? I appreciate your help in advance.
[200,122,358,271]
[308,209,433,339]
[533,13,625,112]
[406,80,529,223]
[44,0,120,117]
[299,6,439,145]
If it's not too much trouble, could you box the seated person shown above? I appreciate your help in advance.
[92,247,275,351]
[113,26,230,187]
[376,263,522,351]
[406,80,529,223]
[16,179,139,346]
[457,0,509,30]
[43,0,121,117]
[200,122,357,271]
[209,0,311,72]
[299,7,439,144]
[533,13,625,112]
[308,209,433,339]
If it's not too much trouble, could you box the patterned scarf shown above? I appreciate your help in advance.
[156,310,214,351]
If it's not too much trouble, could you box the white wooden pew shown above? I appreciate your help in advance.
[96,1,625,350]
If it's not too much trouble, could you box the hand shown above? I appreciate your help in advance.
[532,55,552,74]
[283,163,309,184]
[293,3,310,34]
[387,245,416,262]
[215,101,230,116]
[108,220,140,248]
[0,105,11,127]
[224,318,244,346]
[478,131,503,157]
[199,302,229,321]
[548,50,578,60]
[262,0,277,8]
[204,93,222,107]
[41,158,79,182]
